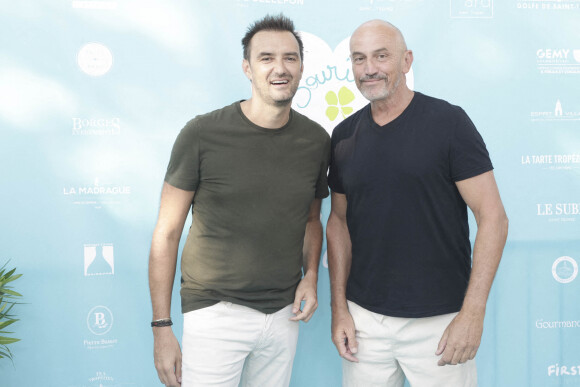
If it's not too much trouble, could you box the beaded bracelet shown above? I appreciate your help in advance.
[151,318,173,327]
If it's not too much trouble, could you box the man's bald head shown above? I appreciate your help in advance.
[349,19,413,104]
[350,20,408,53]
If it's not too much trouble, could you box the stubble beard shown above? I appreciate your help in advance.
[268,77,299,107]
[360,73,403,102]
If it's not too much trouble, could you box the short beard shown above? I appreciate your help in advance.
[360,73,402,102]
[272,94,294,106]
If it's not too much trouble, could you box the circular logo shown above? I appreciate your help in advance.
[77,43,113,76]
[87,305,114,335]
[552,256,578,284]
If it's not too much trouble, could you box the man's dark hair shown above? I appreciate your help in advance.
[241,14,304,61]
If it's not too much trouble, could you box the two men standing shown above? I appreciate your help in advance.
[149,15,507,387]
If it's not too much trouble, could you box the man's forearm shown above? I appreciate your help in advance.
[303,218,323,276]
[302,199,323,277]
[326,213,352,311]
[149,232,180,320]
[462,211,508,314]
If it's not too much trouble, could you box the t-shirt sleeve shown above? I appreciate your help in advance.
[449,108,493,182]
[315,134,331,199]
[164,120,200,191]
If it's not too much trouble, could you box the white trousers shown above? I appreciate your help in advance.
[182,302,299,387]
[343,301,477,387]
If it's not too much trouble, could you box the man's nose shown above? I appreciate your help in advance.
[364,59,378,75]
[273,58,288,75]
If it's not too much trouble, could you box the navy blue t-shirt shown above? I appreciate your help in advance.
[328,92,493,318]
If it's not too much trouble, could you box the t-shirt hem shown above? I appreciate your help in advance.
[452,164,493,182]
[164,176,197,192]
[347,297,462,318]
[315,189,330,199]
[181,293,293,315]
[328,185,345,194]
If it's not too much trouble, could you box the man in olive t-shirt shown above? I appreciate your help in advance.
[148,15,330,387]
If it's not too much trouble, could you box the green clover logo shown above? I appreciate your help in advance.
[325,86,355,121]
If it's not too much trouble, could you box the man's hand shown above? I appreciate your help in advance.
[153,327,182,386]
[331,307,358,362]
[290,272,318,322]
[435,310,484,366]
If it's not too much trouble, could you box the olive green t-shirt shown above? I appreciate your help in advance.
[165,101,330,314]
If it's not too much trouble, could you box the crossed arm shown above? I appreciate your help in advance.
[149,182,195,386]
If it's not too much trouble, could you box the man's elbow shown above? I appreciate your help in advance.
[153,225,183,245]
[499,212,509,239]
[487,208,509,240]
[326,213,338,237]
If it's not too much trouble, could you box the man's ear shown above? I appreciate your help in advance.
[242,59,252,81]
[402,50,413,74]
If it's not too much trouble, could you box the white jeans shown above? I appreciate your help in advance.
[182,302,299,387]
[343,301,477,387]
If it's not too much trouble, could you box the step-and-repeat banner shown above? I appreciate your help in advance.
[1,1,579,386]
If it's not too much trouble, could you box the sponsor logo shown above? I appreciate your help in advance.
[292,32,414,134]
[536,203,580,222]
[72,0,118,9]
[358,0,425,13]
[536,319,580,329]
[88,371,114,383]
[548,364,580,376]
[85,306,118,350]
[450,0,493,18]
[77,43,113,77]
[87,305,113,335]
[63,177,131,208]
[521,154,580,170]
[536,48,580,75]
[72,117,121,136]
[517,0,580,10]
[83,337,118,350]
[80,370,135,387]
[76,370,135,387]
[530,99,580,122]
[552,256,578,283]
[84,243,114,276]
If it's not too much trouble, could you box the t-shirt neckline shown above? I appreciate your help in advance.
[367,92,421,131]
[235,100,294,134]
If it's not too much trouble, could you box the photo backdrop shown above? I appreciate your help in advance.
[1,1,579,386]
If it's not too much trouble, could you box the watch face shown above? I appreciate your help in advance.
[77,42,113,76]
